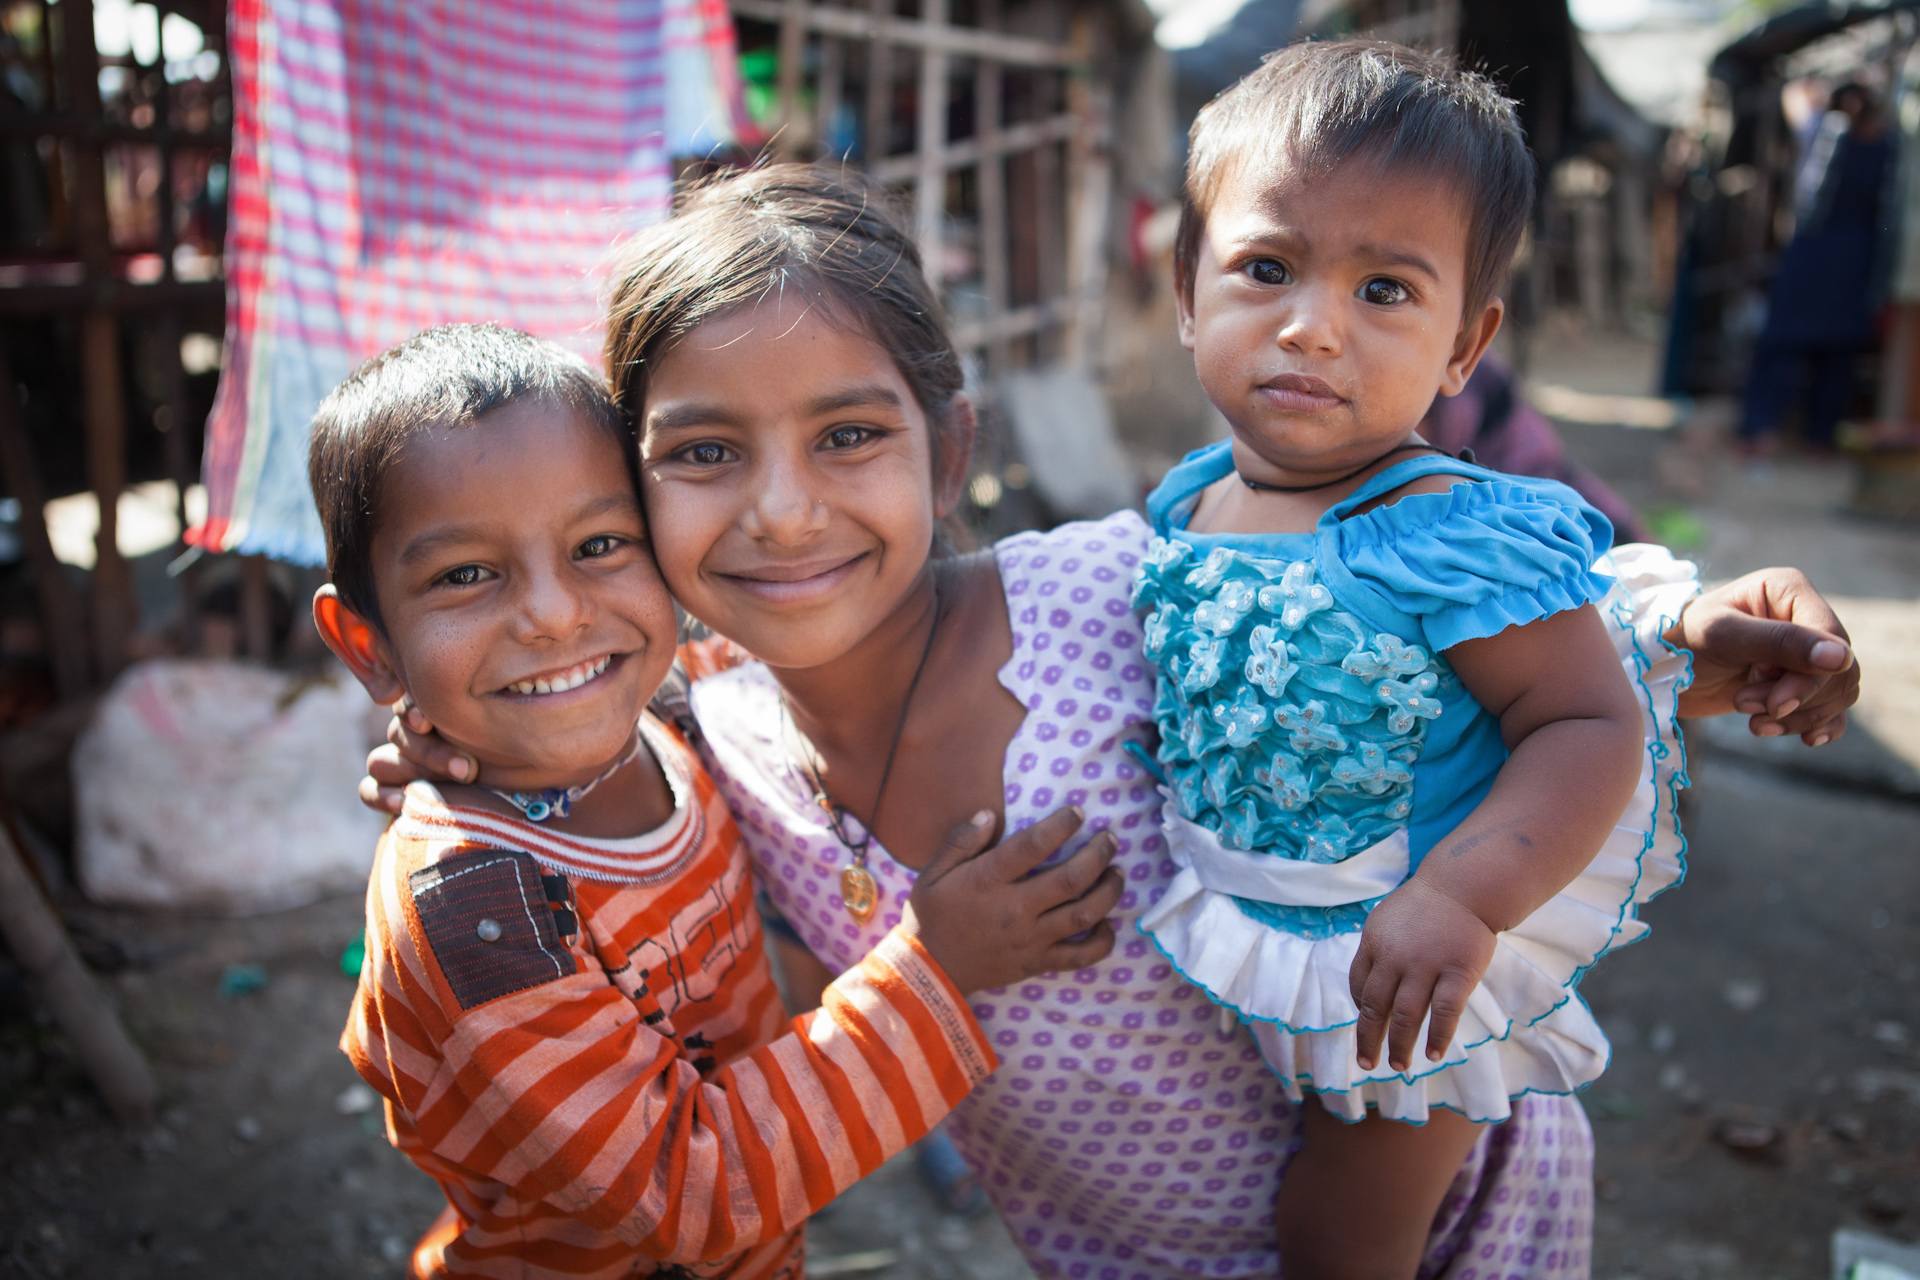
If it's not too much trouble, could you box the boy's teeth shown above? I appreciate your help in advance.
[509,655,611,697]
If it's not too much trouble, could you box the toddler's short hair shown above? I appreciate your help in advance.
[1175,39,1535,324]
[308,323,630,631]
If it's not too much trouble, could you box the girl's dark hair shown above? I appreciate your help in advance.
[1175,39,1536,326]
[603,165,968,477]
[308,323,629,631]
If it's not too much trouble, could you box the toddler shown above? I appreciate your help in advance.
[1135,42,1668,1274]
[309,323,1123,1278]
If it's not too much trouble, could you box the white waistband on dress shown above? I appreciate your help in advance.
[1162,802,1409,906]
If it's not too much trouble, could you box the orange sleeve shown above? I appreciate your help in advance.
[348,836,994,1265]
[676,634,755,683]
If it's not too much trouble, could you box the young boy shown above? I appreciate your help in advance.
[309,324,1124,1279]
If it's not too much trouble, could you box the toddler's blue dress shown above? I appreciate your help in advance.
[1135,443,1692,1122]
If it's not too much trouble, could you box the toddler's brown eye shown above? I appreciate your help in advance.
[1362,279,1409,306]
[1247,259,1287,286]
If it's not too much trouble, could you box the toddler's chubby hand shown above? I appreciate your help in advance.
[361,701,478,815]
[1348,878,1496,1074]
[904,807,1126,995]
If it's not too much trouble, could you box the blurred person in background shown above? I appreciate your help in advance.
[1739,82,1894,456]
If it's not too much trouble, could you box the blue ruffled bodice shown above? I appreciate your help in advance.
[1137,443,1616,938]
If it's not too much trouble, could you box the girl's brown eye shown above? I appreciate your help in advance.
[578,535,617,558]
[825,426,869,449]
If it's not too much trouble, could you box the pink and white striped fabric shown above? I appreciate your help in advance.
[201,0,741,562]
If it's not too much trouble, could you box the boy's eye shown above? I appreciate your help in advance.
[441,564,486,587]
[577,534,622,559]
[823,424,873,450]
[1361,278,1410,306]
[1245,259,1289,286]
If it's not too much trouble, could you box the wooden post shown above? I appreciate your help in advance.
[816,36,844,158]
[914,0,950,278]
[0,822,158,1129]
[1061,9,1112,371]
[975,0,1010,380]
[776,0,811,159]
[0,341,90,699]
[864,0,892,165]
[60,0,137,681]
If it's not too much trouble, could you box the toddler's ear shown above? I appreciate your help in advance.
[1441,299,1505,397]
[313,585,406,706]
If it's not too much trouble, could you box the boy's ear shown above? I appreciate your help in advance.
[312,585,406,706]
[1174,275,1199,351]
[1440,299,1504,398]
[932,393,979,520]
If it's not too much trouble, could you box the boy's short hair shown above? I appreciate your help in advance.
[1175,39,1535,325]
[308,323,630,630]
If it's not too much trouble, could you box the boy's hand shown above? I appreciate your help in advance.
[361,702,479,814]
[904,807,1125,994]
[1668,567,1858,746]
[1348,878,1496,1074]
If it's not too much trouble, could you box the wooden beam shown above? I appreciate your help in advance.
[0,279,225,316]
[730,0,1078,67]
[869,111,1078,183]
[0,111,231,148]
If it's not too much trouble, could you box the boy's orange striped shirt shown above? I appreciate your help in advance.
[342,716,995,1278]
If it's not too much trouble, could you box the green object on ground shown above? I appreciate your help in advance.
[340,930,366,978]
[1644,505,1706,551]
[217,962,268,1001]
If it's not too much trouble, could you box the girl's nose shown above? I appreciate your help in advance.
[742,453,830,545]
[1275,285,1342,357]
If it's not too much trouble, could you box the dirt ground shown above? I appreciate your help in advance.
[2,327,1918,1280]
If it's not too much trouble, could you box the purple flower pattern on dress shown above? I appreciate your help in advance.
[691,512,1595,1279]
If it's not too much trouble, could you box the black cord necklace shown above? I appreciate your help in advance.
[1237,442,1475,494]
[781,585,942,924]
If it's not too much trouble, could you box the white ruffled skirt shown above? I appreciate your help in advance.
[1137,545,1698,1124]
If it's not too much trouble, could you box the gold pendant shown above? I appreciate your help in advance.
[840,864,879,923]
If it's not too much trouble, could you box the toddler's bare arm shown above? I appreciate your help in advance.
[1349,603,1644,1073]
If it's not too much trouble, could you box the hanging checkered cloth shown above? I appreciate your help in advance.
[199,0,742,563]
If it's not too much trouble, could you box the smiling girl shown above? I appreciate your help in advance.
[370,163,1859,1278]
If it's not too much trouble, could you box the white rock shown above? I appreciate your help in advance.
[74,659,389,914]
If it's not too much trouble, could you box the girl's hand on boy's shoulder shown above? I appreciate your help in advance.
[1668,567,1859,746]
[903,807,1126,995]
[362,700,478,815]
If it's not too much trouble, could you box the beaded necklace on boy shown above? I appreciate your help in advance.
[487,734,645,823]
[1236,441,1473,493]
[780,586,942,924]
